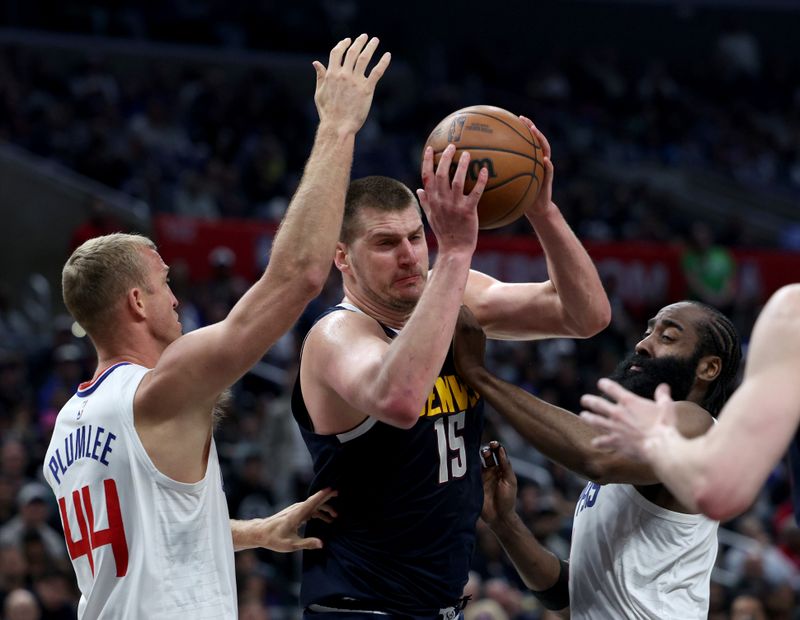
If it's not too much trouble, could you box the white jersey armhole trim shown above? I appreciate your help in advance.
[122,366,215,494]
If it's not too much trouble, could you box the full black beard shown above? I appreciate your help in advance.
[608,350,701,402]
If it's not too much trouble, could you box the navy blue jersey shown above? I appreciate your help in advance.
[292,306,485,615]
[789,432,800,522]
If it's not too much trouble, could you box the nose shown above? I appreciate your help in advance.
[634,334,653,358]
[397,238,417,266]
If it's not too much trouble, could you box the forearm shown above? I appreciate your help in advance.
[643,427,707,513]
[526,204,609,336]
[374,252,473,416]
[489,513,563,592]
[266,123,355,286]
[230,518,270,552]
[470,367,602,478]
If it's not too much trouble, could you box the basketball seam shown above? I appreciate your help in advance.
[484,174,538,228]
[432,146,545,166]
[455,112,542,149]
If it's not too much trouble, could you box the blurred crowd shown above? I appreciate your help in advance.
[3,1,800,618]
[1,5,800,248]
[2,240,800,620]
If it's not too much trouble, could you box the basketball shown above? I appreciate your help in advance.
[423,105,544,229]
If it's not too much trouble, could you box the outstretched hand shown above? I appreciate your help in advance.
[453,305,487,384]
[417,143,487,255]
[246,488,338,553]
[579,379,678,462]
[313,34,391,135]
[518,116,554,217]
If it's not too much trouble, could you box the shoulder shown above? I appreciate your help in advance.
[307,307,390,344]
[302,308,392,368]
[673,401,714,439]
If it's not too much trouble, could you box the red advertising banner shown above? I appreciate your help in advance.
[154,215,800,310]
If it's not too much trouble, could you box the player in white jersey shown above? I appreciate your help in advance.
[453,301,741,618]
[42,34,391,619]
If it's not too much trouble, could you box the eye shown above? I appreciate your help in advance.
[661,334,674,342]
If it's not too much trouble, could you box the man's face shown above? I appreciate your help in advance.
[609,303,706,401]
[141,249,182,346]
[338,205,429,313]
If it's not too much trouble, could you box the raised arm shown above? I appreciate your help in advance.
[581,284,800,521]
[453,306,712,485]
[303,147,487,429]
[463,120,610,341]
[138,36,391,416]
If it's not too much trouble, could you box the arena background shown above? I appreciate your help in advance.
[2,1,800,618]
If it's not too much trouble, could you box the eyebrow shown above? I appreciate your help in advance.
[368,225,424,240]
[648,317,684,331]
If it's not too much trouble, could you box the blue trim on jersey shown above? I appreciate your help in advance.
[76,362,133,397]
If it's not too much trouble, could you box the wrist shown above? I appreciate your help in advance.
[316,121,358,142]
[526,200,559,222]
[489,511,524,536]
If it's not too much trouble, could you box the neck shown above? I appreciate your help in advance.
[92,331,164,379]
[341,287,413,330]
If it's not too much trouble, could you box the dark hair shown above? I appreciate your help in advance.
[688,301,742,416]
[341,176,417,243]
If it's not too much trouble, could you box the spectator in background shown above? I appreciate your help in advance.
[0,482,65,563]
[730,592,767,620]
[682,222,737,316]
[3,588,42,620]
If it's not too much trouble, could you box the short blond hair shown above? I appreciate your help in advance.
[62,233,156,336]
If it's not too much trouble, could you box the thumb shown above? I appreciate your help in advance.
[654,383,672,404]
[312,61,326,87]
[654,383,677,425]
[296,537,324,550]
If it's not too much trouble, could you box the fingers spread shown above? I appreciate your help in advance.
[328,37,352,70]
[343,33,369,71]
[354,36,380,76]
[368,51,392,85]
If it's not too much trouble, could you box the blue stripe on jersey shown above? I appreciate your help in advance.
[76,362,133,397]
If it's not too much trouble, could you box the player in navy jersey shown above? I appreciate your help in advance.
[582,283,800,523]
[292,123,611,617]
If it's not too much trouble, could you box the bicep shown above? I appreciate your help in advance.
[463,270,567,340]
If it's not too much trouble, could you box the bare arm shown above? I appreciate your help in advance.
[137,36,391,417]
[463,120,610,341]
[581,284,800,521]
[453,306,712,484]
[481,442,567,608]
[231,489,337,552]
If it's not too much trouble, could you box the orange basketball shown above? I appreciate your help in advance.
[423,105,544,229]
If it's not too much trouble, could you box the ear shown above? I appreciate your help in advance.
[696,355,722,383]
[127,287,147,321]
[334,242,350,274]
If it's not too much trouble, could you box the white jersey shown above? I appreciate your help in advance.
[569,482,718,619]
[42,362,237,619]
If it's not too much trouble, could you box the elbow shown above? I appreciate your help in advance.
[580,454,617,486]
[375,394,421,430]
[575,298,612,338]
[695,484,752,522]
[280,260,328,301]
